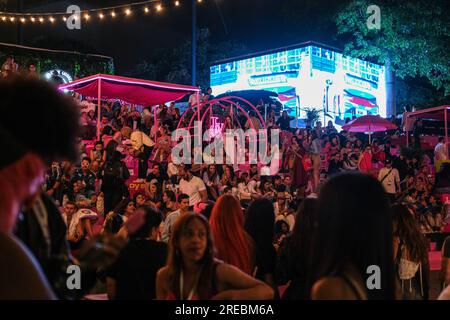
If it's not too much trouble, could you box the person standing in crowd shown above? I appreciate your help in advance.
[161,194,190,243]
[245,111,262,131]
[178,164,207,208]
[310,131,322,191]
[392,204,429,300]
[156,213,273,300]
[378,158,401,204]
[358,144,373,174]
[106,206,167,300]
[127,129,155,180]
[309,173,395,300]
[434,137,448,171]
[276,198,318,299]
[245,198,278,297]
[210,195,254,275]
[276,111,294,131]
[101,151,130,215]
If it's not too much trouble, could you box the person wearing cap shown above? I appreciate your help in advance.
[378,158,401,204]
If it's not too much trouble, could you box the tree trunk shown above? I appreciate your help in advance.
[385,58,396,117]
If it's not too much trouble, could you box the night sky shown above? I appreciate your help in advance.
[0,0,343,73]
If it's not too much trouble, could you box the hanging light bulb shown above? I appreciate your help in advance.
[84,13,90,20]
[10,16,15,22]
[39,17,44,23]
[125,8,131,16]
[49,17,55,23]
[156,4,162,11]
[111,11,116,18]
[144,7,149,13]
[175,1,180,6]
[197,0,202,3]
[30,17,35,22]
[99,13,104,19]
[1,16,6,22]
[20,17,26,23]
[62,16,67,22]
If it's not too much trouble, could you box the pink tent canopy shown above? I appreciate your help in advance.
[59,74,200,140]
[59,74,200,106]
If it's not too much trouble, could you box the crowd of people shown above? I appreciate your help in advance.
[1,73,450,301]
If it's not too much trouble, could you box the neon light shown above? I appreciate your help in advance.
[209,117,224,138]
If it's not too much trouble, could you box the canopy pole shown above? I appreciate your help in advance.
[154,106,158,141]
[445,108,448,159]
[97,79,101,141]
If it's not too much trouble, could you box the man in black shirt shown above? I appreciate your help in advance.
[276,111,294,131]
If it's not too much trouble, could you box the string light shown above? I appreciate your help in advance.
[198,0,202,3]
[0,1,196,25]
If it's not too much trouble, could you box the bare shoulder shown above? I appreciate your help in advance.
[157,266,170,280]
[311,277,358,300]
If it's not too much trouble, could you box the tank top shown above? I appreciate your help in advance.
[166,261,221,300]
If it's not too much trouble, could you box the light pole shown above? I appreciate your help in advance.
[192,0,197,86]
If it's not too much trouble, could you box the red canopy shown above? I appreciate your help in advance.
[59,74,200,106]
[342,115,397,133]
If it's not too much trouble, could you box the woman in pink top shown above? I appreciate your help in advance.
[156,213,273,300]
[358,145,373,174]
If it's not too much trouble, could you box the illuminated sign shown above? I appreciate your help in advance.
[211,44,387,125]
[43,69,73,85]
[209,117,224,138]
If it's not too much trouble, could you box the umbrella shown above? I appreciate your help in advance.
[342,115,397,143]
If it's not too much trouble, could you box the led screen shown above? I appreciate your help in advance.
[210,44,386,126]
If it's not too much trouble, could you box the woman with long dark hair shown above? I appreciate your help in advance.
[244,198,278,295]
[210,195,254,275]
[156,213,273,300]
[392,204,429,300]
[276,198,318,299]
[309,173,395,300]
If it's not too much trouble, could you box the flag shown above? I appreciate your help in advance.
[278,88,297,102]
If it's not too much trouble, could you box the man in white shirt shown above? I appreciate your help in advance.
[435,137,448,171]
[378,158,400,204]
[161,194,190,243]
[178,164,207,207]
